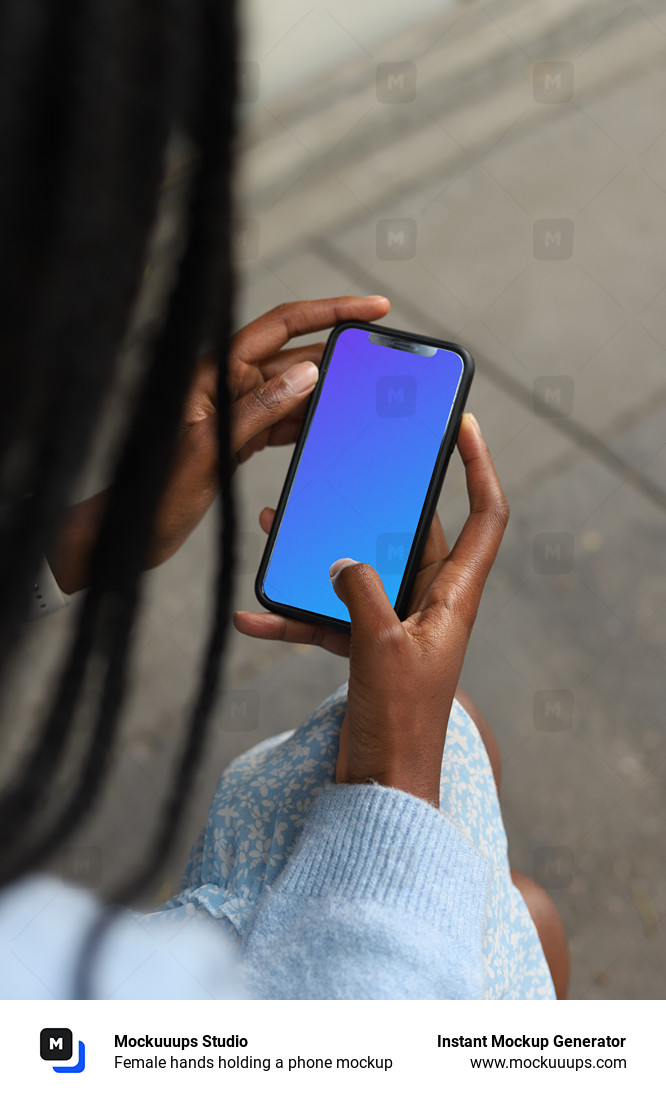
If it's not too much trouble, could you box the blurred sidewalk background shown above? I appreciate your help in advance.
[14,0,666,997]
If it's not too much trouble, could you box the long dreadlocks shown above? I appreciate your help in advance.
[0,0,238,992]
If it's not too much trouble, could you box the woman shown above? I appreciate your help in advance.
[0,1,567,998]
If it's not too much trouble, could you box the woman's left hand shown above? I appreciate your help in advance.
[49,295,390,593]
[148,295,391,563]
[227,295,390,466]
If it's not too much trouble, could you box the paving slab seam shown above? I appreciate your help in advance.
[305,235,666,515]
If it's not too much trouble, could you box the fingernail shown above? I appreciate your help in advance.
[329,557,357,582]
[464,412,480,433]
[363,295,389,302]
[283,361,318,395]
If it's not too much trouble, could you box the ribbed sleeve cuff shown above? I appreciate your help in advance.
[276,783,490,936]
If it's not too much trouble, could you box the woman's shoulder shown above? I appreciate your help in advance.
[0,874,243,999]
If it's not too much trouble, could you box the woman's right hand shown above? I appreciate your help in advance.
[330,413,508,806]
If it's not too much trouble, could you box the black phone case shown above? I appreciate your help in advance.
[254,320,475,634]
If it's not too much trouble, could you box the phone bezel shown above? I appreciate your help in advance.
[254,320,475,634]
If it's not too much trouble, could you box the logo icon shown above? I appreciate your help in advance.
[376,219,417,260]
[533,689,574,732]
[376,375,417,416]
[533,847,575,889]
[376,62,417,103]
[533,218,574,260]
[532,532,574,575]
[218,688,260,732]
[40,1028,86,1074]
[376,533,412,574]
[533,375,574,418]
[532,61,574,103]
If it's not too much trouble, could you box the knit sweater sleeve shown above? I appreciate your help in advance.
[0,787,489,999]
[241,783,490,999]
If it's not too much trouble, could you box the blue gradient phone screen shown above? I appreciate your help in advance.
[262,327,464,623]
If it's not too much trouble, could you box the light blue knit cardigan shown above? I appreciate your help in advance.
[0,784,489,999]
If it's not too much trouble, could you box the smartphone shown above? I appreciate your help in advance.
[255,321,474,632]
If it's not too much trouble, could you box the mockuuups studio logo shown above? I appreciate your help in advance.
[376,375,417,416]
[532,533,574,575]
[376,219,417,260]
[533,689,574,732]
[40,1028,86,1074]
[218,689,260,732]
[533,847,574,889]
[533,376,574,418]
[532,61,574,103]
[376,62,417,103]
[377,533,412,574]
[533,219,573,260]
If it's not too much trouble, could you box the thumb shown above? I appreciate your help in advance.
[230,360,318,455]
[329,558,397,643]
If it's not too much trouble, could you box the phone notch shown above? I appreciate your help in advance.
[368,331,437,357]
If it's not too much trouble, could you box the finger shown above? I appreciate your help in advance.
[230,361,318,456]
[259,507,275,534]
[265,417,304,447]
[407,515,450,612]
[424,414,509,613]
[232,296,391,364]
[235,430,268,466]
[329,559,398,645]
[233,610,350,657]
[259,342,326,379]
[419,513,449,568]
[256,513,450,621]
[234,402,308,462]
